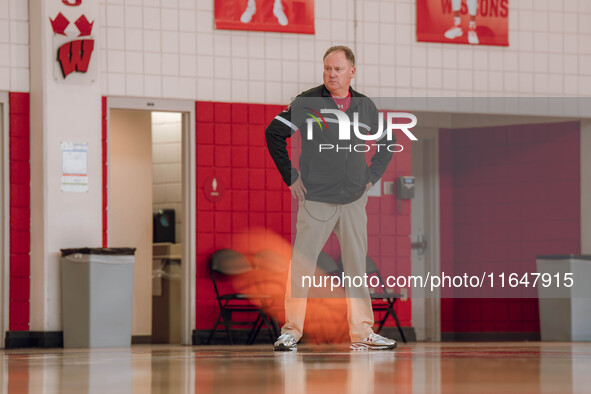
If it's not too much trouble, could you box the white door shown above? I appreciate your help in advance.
[109,109,154,338]
[410,127,441,342]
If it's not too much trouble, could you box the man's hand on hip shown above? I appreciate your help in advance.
[289,173,308,200]
[365,182,373,192]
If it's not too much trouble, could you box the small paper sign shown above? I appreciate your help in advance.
[61,142,88,192]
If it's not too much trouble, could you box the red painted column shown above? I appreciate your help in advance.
[8,92,31,331]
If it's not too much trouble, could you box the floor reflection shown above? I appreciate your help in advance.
[1,343,591,393]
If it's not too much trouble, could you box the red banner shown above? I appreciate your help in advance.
[215,0,314,34]
[417,0,508,46]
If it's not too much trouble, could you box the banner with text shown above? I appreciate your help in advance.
[417,0,509,46]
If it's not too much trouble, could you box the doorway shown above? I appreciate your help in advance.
[410,126,441,342]
[151,111,183,344]
[107,98,196,345]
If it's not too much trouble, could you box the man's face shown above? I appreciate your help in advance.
[323,50,355,97]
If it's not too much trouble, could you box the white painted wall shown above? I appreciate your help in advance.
[4,0,591,335]
[152,112,182,244]
[97,0,591,102]
[29,0,102,331]
[0,0,29,91]
[3,0,591,97]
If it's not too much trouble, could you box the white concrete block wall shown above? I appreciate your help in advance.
[0,0,29,91]
[97,0,591,102]
[1,0,590,97]
[152,112,182,244]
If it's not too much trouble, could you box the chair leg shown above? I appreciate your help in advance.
[270,315,279,338]
[250,313,274,344]
[376,308,389,333]
[274,319,280,338]
[247,313,276,344]
[247,315,263,345]
[262,314,275,342]
[388,302,407,343]
[220,309,234,345]
[205,313,223,345]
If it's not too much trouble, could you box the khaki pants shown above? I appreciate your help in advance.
[281,192,374,342]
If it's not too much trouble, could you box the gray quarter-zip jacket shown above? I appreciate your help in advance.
[265,84,394,204]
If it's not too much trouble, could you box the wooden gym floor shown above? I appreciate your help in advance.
[1,342,590,393]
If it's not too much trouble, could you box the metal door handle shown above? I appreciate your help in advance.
[411,234,428,256]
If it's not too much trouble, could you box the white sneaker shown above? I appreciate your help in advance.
[444,26,463,40]
[350,333,397,351]
[468,28,479,44]
[240,3,256,23]
[273,3,288,26]
[274,333,297,351]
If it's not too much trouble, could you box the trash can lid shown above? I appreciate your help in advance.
[60,247,136,257]
[536,254,591,260]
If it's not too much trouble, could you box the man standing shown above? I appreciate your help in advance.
[265,46,398,351]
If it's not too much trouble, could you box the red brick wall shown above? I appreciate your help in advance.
[440,122,580,333]
[8,92,30,331]
[195,102,290,329]
[195,102,413,329]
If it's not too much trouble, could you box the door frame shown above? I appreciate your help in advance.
[0,92,8,348]
[411,126,441,342]
[106,97,196,345]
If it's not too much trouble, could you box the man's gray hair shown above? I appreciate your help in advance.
[323,46,355,66]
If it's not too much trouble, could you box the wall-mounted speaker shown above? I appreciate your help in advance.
[153,209,175,243]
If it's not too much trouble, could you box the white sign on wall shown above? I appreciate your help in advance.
[61,142,88,192]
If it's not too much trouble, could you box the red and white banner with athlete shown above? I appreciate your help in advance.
[417,0,508,46]
[215,0,314,34]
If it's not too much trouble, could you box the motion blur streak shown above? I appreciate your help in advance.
[231,228,351,344]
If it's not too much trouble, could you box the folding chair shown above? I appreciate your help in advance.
[316,251,341,276]
[365,256,407,343]
[206,249,275,345]
[248,249,290,341]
